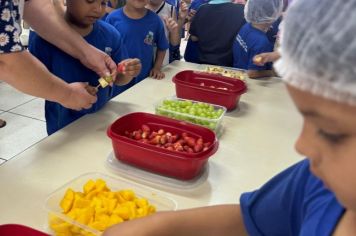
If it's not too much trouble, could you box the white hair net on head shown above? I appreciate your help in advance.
[244,0,284,24]
[275,0,356,106]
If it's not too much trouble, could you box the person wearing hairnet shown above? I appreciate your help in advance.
[233,0,283,79]
[103,0,356,234]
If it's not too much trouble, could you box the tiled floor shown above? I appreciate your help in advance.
[0,81,47,163]
[0,39,188,165]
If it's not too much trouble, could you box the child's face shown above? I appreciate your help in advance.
[66,0,108,27]
[288,85,356,211]
[126,0,149,9]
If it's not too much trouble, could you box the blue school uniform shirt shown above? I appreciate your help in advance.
[233,23,274,70]
[240,159,345,236]
[106,9,169,84]
[29,21,128,135]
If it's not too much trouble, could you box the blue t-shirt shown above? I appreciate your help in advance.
[240,159,345,236]
[233,23,274,70]
[106,9,169,83]
[29,21,128,135]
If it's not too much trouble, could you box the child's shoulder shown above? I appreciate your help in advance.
[95,20,121,37]
[105,7,124,21]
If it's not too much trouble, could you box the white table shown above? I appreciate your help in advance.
[0,61,303,232]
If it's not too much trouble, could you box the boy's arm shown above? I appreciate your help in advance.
[24,0,116,77]
[104,205,248,236]
[0,51,97,110]
[150,50,166,80]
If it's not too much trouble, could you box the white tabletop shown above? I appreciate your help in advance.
[0,61,303,232]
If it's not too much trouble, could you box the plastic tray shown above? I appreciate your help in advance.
[106,152,209,192]
[173,70,247,111]
[107,112,218,180]
[45,173,177,236]
[203,65,248,80]
[0,224,49,236]
[155,97,226,132]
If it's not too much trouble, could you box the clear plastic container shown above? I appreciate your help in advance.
[106,152,209,192]
[155,97,226,132]
[45,173,177,236]
[203,65,248,81]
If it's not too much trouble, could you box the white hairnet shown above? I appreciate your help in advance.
[275,0,356,106]
[244,0,284,24]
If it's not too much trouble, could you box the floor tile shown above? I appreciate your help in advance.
[0,112,47,160]
[0,82,35,111]
[0,159,5,165]
[9,98,46,121]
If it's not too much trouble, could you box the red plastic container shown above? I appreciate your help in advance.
[173,70,247,111]
[0,224,49,236]
[107,112,218,180]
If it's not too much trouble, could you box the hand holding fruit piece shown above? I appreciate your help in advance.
[118,58,141,78]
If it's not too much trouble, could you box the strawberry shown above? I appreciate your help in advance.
[194,143,203,153]
[117,63,125,73]
[141,124,150,133]
[184,136,196,148]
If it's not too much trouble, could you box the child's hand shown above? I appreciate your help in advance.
[150,67,165,80]
[163,17,178,33]
[187,9,196,22]
[253,52,281,66]
[118,58,141,78]
[179,1,189,20]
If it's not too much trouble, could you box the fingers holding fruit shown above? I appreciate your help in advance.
[149,67,165,80]
[118,58,142,78]
[84,84,98,96]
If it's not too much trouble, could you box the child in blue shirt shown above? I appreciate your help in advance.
[104,0,356,235]
[29,0,141,135]
[233,0,283,79]
[106,0,169,83]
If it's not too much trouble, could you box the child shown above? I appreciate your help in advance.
[146,0,188,66]
[188,0,245,67]
[106,0,169,82]
[233,0,283,79]
[29,0,141,135]
[104,0,356,235]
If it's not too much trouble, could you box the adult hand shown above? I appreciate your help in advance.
[118,58,142,78]
[164,17,179,33]
[149,67,165,80]
[61,82,97,111]
[80,45,118,79]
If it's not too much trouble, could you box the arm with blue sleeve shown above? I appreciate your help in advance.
[240,159,344,236]
[247,41,277,79]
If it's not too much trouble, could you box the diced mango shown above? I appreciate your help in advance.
[52,179,157,235]
[83,180,96,194]
[108,214,124,227]
[60,188,75,213]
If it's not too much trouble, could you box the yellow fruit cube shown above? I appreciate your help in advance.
[107,214,124,227]
[60,188,75,213]
[83,180,96,194]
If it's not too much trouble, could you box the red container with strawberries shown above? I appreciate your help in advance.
[107,112,218,180]
[173,70,247,111]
